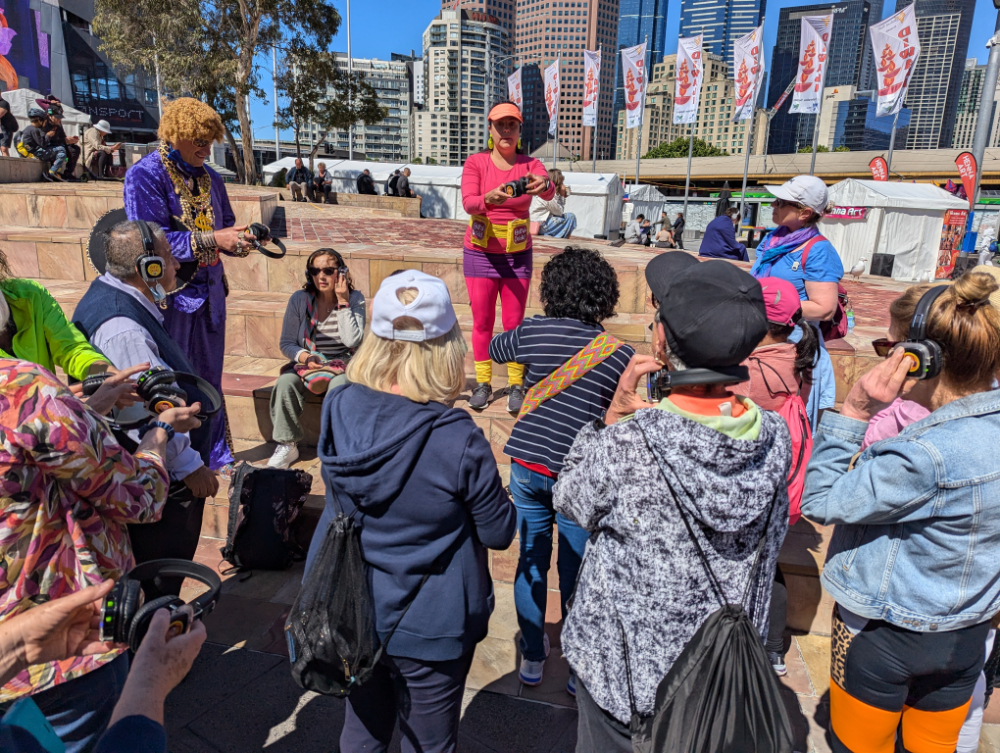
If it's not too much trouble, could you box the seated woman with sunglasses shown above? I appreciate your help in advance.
[751,175,844,428]
[801,271,1000,753]
[267,248,365,469]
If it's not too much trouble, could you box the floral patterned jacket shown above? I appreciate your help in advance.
[0,359,169,701]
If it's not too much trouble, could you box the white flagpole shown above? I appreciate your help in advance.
[682,35,701,217]
[809,21,831,176]
[634,35,648,190]
[593,44,601,173]
[553,50,560,170]
[886,110,899,176]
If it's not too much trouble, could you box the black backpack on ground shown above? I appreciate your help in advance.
[627,425,794,753]
[220,461,312,571]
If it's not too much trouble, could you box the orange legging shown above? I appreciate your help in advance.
[829,606,987,753]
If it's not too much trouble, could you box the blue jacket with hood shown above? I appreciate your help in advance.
[306,383,517,662]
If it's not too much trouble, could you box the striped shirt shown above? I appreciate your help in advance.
[489,316,635,474]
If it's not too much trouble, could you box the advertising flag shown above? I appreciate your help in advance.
[869,156,888,181]
[508,68,523,110]
[621,41,649,129]
[732,26,764,122]
[790,15,833,115]
[544,59,560,136]
[956,151,977,208]
[673,35,703,125]
[582,49,601,127]
[869,4,920,117]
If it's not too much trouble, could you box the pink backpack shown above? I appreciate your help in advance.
[749,359,814,525]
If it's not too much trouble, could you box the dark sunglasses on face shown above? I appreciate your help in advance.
[192,138,211,148]
[772,198,805,210]
[308,266,344,277]
[871,338,900,358]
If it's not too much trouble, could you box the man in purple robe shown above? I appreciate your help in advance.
[124,98,249,471]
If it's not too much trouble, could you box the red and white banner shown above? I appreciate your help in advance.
[869,156,888,181]
[544,59,560,136]
[870,4,920,118]
[956,151,977,208]
[790,15,833,115]
[673,35,703,125]
[732,27,764,122]
[507,68,523,110]
[582,49,601,127]
[621,41,648,129]
[826,206,869,220]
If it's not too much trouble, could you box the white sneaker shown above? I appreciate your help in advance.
[519,633,550,687]
[267,442,299,469]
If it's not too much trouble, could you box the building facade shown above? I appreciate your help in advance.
[514,0,619,161]
[679,0,766,78]
[815,85,911,150]
[412,9,511,166]
[952,58,985,149]
[897,0,975,150]
[612,0,669,156]
[615,52,768,159]
[766,0,874,155]
[441,0,516,34]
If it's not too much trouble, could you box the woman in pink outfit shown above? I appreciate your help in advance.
[461,102,555,412]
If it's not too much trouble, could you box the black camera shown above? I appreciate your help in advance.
[500,176,529,198]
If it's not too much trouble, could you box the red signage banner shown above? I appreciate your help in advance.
[935,208,969,279]
[869,156,888,181]
[955,152,977,208]
[826,206,869,220]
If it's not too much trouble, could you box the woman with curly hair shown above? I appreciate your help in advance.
[488,247,635,693]
[123,97,253,471]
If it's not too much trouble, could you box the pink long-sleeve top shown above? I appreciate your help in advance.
[461,151,554,254]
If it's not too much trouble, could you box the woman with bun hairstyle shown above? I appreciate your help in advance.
[461,102,555,413]
[801,271,1000,753]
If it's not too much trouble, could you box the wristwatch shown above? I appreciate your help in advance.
[138,420,175,442]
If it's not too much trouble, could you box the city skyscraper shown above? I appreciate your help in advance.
[441,0,517,34]
[514,0,620,160]
[952,58,985,148]
[897,0,975,150]
[678,0,766,78]
[766,0,875,154]
[612,0,670,156]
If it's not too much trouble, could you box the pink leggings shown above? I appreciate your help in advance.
[465,276,531,361]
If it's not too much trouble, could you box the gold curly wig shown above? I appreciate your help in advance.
[157,98,225,145]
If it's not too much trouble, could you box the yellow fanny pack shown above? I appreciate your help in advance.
[469,215,530,254]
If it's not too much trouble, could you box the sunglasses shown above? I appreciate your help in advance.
[871,338,901,358]
[772,198,806,210]
[192,138,212,148]
[308,266,343,277]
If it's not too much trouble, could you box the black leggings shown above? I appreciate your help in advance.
[766,566,787,656]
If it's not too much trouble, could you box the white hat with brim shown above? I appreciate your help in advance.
[765,175,830,216]
[370,270,457,342]
[94,120,112,134]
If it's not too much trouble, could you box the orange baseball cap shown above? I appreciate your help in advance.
[488,102,523,123]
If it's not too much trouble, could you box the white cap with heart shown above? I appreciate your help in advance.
[370,270,457,342]
[765,175,829,215]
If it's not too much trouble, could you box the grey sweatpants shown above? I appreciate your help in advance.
[269,370,348,444]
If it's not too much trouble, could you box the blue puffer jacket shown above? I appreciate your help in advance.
[305,383,517,661]
[801,390,1000,632]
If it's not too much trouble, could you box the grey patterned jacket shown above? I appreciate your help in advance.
[553,406,791,725]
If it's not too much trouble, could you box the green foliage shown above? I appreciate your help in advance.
[411,157,423,164]
[834,145,850,152]
[269,167,287,187]
[427,157,438,165]
[275,46,386,170]
[643,137,729,159]
[94,0,340,184]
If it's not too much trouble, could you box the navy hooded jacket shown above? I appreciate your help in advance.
[698,214,748,262]
[305,383,517,662]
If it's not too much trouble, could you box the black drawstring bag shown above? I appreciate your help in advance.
[285,509,437,697]
[624,424,794,753]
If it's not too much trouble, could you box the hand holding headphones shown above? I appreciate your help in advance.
[245,222,287,259]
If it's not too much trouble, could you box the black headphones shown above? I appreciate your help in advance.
[81,366,222,423]
[247,222,287,259]
[900,285,949,380]
[135,220,165,282]
[100,559,221,652]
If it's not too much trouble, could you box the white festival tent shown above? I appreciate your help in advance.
[818,179,969,282]
[3,88,92,137]
[262,158,623,239]
[625,183,668,227]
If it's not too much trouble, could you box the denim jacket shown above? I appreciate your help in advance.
[801,390,1000,632]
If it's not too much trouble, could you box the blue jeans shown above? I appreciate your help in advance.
[509,462,590,662]
[26,653,129,753]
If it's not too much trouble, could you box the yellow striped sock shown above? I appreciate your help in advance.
[507,362,524,385]
[475,360,493,384]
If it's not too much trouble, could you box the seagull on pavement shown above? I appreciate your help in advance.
[849,258,868,283]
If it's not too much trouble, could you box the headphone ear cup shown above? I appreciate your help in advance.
[128,596,182,653]
[115,579,144,644]
[925,340,944,380]
[136,368,176,401]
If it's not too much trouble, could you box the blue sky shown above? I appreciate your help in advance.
[248,0,1000,142]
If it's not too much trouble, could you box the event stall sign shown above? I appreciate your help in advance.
[869,157,888,181]
[826,206,868,220]
[956,152,976,208]
[936,208,968,279]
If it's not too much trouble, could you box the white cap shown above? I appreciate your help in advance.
[765,175,829,215]
[94,120,112,134]
[370,270,457,342]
